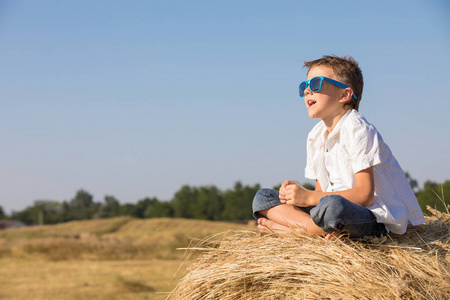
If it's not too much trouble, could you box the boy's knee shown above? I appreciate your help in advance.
[252,188,281,218]
[252,188,276,209]
[317,195,347,214]
[253,188,277,200]
[310,195,348,231]
[254,188,273,197]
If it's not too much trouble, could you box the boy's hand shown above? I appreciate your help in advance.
[279,180,288,203]
[283,180,311,207]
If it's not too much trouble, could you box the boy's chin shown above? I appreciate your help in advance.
[307,111,318,119]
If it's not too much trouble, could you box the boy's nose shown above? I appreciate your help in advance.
[304,86,313,96]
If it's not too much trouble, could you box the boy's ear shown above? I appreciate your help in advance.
[339,88,354,104]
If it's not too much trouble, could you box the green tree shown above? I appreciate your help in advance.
[0,206,6,220]
[119,203,137,216]
[34,200,63,225]
[405,172,419,192]
[117,198,158,218]
[416,180,449,214]
[60,201,72,222]
[172,185,197,219]
[98,195,121,218]
[11,207,35,225]
[144,200,173,218]
[423,180,439,190]
[222,181,260,221]
[134,198,157,218]
[170,185,224,220]
[68,190,98,220]
[11,200,62,225]
[203,186,223,220]
[191,186,224,220]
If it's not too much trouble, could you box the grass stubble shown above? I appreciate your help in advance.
[169,206,449,299]
[0,217,247,300]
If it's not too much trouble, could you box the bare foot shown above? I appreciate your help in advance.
[325,231,341,240]
[257,218,291,234]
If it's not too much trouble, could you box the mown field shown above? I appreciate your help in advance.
[0,217,254,300]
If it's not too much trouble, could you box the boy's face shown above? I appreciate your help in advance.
[304,65,348,121]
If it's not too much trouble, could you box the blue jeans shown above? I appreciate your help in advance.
[252,188,386,238]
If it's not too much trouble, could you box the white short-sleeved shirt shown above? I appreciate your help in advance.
[305,109,425,234]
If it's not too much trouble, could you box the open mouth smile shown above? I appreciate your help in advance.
[307,100,316,108]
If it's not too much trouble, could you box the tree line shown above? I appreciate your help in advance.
[0,175,448,226]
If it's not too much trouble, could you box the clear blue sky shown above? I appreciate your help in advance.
[1,0,449,214]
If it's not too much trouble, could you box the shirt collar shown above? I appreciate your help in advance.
[319,109,353,151]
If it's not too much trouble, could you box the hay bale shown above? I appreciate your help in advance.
[169,208,450,299]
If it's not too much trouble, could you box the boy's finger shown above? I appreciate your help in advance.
[285,184,297,191]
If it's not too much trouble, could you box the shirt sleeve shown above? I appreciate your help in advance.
[347,124,383,174]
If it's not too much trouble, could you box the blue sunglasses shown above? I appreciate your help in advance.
[299,76,357,100]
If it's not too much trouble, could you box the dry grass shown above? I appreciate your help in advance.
[0,217,249,261]
[169,207,450,299]
[0,258,183,300]
[0,217,133,240]
[0,217,254,300]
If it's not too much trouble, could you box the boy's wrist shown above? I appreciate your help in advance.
[304,190,313,206]
[306,190,320,206]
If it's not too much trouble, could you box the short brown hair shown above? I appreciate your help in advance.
[303,55,364,110]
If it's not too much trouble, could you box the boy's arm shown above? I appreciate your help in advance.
[315,180,323,192]
[284,167,375,207]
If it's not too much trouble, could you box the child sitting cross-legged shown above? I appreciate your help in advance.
[252,55,425,239]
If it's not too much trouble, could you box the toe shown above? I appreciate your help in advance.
[257,218,267,226]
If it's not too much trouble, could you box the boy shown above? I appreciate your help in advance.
[252,55,425,238]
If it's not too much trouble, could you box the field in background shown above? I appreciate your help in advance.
[0,217,254,300]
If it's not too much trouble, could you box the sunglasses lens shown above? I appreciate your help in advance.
[310,77,322,92]
[299,82,307,97]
